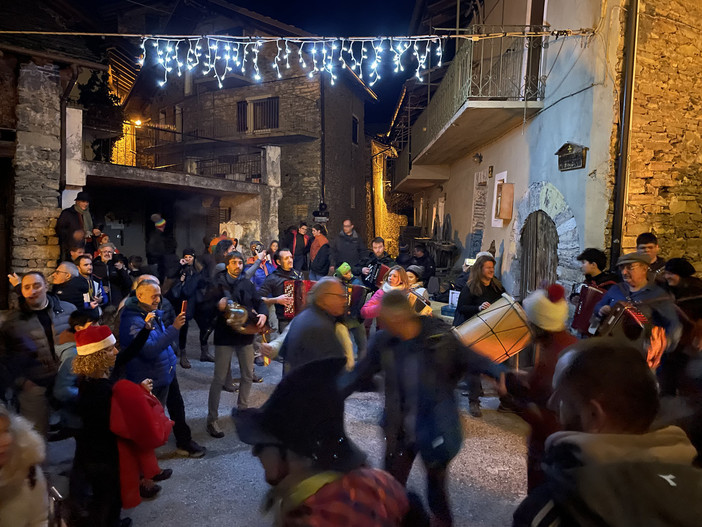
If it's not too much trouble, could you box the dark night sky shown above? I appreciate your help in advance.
[235,0,417,131]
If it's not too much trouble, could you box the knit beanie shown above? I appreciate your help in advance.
[406,265,424,279]
[335,262,352,277]
[664,258,696,278]
[75,325,116,356]
[151,213,166,228]
[522,284,569,332]
[183,248,196,257]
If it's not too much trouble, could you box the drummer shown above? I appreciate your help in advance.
[595,252,681,353]
[452,254,505,417]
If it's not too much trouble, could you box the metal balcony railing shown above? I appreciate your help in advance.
[82,122,264,184]
[396,25,547,183]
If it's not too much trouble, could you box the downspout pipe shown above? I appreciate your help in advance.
[60,65,79,195]
[610,0,640,267]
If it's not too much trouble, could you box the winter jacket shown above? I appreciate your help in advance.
[355,250,395,278]
[453,280,506,326]
[0,414,48,527]
[110,379,173,509]
[53,331,81,430]
[213,270,269,347]
[283,228,309,270]
[340,316,504,466]
[360,283,407,320]
[332,229,365,269]
[513,426,702,527]
[309,241,331,276]
[56,205,94,253]
[119,296,178,389]
[278,304,346,371]
[245,259,276,290]
[54,275,107,318]
[92,259,131,308]
[258,267,304,320]
[0,294,75,390]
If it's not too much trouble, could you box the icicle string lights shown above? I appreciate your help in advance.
[140,35,444,87]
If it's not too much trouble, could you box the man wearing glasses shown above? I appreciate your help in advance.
[595,252,681,351]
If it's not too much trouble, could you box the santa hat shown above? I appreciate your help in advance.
[522,284,569,332]
[75,325,116,356]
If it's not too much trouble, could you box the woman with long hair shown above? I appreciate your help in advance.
[309,224,331,280]
[453,254,505,417]
[361,266,409,321]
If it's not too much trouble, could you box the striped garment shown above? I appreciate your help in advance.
[282,468,409,527]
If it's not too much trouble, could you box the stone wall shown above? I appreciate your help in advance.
[12,62,61,275]
[623,0,702,265]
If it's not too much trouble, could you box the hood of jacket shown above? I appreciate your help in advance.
[0,414,45,500]
[544,426,701,526]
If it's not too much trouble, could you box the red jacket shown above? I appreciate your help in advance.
[110,380,173,508]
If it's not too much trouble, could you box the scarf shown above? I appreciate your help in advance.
[309,234,328,262]
[74,204,93,233]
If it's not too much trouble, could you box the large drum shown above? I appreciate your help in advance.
[571,284,606,334]
[408,290,433,316]
[453,293,532,363]
[283,280,316,319]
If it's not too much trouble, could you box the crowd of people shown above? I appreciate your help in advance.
[1,190,701,526]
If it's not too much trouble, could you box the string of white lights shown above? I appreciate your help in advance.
[139,35,451,87]
[0,28,595,87]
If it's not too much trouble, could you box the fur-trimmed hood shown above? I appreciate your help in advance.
[0,413,45,501]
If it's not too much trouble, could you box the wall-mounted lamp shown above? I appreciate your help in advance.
[472,153,483,164]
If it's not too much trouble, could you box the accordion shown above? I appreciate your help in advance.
[362,263,391,290]
[596,301,648,342]
[571,284,606,335]
[345,284,369,318]
[283,280,316,319]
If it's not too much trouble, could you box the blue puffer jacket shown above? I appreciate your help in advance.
[119,295,178,389]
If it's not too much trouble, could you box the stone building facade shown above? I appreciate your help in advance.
[621,0,702,264]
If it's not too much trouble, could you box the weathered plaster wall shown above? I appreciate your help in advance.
[624,0,702,266]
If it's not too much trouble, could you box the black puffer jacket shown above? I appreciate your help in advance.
[332,230,365,268]
[0,294,76,390]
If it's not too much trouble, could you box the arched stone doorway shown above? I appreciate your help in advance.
[507,181,580,299]
[519,210,559,300]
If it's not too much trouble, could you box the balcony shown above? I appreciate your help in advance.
[393,25,546,192]
[81,121,264,194]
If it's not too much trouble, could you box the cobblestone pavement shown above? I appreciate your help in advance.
[48,340,529,526]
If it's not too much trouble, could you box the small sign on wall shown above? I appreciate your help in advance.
[555,143,587,171]
[294,204,308,219]
[491,171,508,228]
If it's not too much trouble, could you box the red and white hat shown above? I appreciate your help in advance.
[75,325,116,356]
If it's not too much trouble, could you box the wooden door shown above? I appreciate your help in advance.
[519,210,558,301]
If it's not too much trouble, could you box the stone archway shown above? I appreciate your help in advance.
[509,181,580,298]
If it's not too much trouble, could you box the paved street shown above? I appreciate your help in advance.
[48,340,529,527]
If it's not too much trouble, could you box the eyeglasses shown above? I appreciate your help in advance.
[51,270,69,275]
[619,263,645,271]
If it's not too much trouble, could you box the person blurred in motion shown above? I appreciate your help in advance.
[513,339,702,527]
[341,290,506,527]
[501,284,577,491]
[234,358,413,526]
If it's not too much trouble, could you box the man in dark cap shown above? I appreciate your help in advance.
[513,339,702,527]
[595,252,681,349]
[233,357,411,526]
[55,191,101,261]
